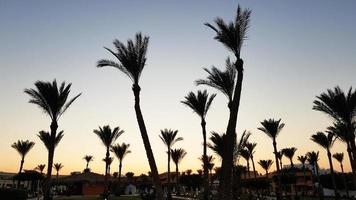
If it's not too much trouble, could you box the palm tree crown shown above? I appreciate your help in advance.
[111,143,131,162]
[258,160,273,173]
[282,147,297,167]
[171,148,187,165]
[11,140,35,159]
[205,5,251,57]
[307,151,320,166]
[83,155,94,164]
[181,90,216,119]
[208,132,226,159]
[245,142,257,157]
[297,155,307,167]
[258,119,285,139]
[159,129,183,148]
[310,131,335,150]
[38,130,64,150]
[54,163,63,172]
[35,164,46,173]
[24,80,81,121]
[94,125,124,148]
[97,33,149,85]
[333,153,344,164]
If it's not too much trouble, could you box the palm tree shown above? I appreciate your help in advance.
[297,155,308,196]
[94,125,124,196]
[208,132,226,159]
[102,157,114,175]
[53,163,63,185]
[307,151,323,200]
[159,129,183,197]
[11,140,35,173]
[24,80,81,200]
[281,147,297,168]
[311,132,338,197]
[35,164,46,174]
[181,90,216,200]
[97,33,164,200]
[245,142,257,180]
[258,160,273,178]
[240,149,251,179]
[313,87,356,184]
[171,148,187,194]
[111,142,131,193]
[333,152,349,198]
[83,155,94,170]
[198,5,252,199]
[276,151,283,169]
[258,118,284,198]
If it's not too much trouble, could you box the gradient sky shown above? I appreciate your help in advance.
[1,0,356,176]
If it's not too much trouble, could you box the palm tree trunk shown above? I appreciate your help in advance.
[326,151,338,198]
[201,119,209,200]
[340,163,349,198]
[348,141,356,187]
[86,162,89,169]
[273,140,282,200]
[315,163,324,200]
[118,160,122,195]
[218,59,244,200]
[176,164,180,195]
[290,159,294,168]
[43,120,57,200]
[302,165,306,197]
[132,84,163,200]
[168,147,171,198]
[104,148,109,197]
[251,156,258,195]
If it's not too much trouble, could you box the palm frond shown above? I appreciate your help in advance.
[159,129,183,148]
[11,140,35,158]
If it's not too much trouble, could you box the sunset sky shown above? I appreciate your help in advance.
[0,0,356,176]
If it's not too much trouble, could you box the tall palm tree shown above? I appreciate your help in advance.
[181,90,215,200]
[245,142,257,179]
[171,148,187,194]
[83,155,94,170]
[25,80,81,200]
[258,118,284,198]
[297,155,308,196]
[333,153,349,198]
[258,160,273,178]
[159,129,183,197]
[281,147,297,168]
[97,33,164,199]
[35,164,46,174]
[240,149,251,179]
[94,125,124,196]
[111,142,131,193]
[11,140,35,173]
[313,87,356,184]
[307,151,323,200]
[198,5,252,199]
[53,163,63,184]
[311,132,338,197]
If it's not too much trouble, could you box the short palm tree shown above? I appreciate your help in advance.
[276,151,283,169]
[53,163,63,184]
[102,157,114,175]
[94,125,124,195]
[159,129,183,197]
[35,164,46,174]
[258,160,273,178]
[311,132,337,197]
[181,90,215,200]
[83,155,94,170]
[281,147,297,168]
[198,5,252,199]
[313,87,356,182]
[171,148,187,194]
[333,152,349,198]
[25,80,81,200]
[11,140,35,173]
[240,149,251,179]
[97,33,163,199]
[245,142,257,179]
[297,155,308,196]
[111,142,131,192]
[307,151,322,200]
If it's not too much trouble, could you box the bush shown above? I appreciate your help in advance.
[0,188,27,200]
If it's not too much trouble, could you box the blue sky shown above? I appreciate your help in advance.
[0,0,355,175]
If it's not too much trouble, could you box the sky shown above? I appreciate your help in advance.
[0,0,356,176]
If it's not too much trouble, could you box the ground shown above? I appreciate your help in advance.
[54,196,140,200]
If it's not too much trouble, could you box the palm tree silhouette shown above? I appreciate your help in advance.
[35,164,46,174]
[159,129,183,198]
[11,140,35,173]
[24,80,81,200]
[307,151,323,200]
[111,142,131,194]
[276,151,283,169]
[311,132,338,197]
[53,163,63,185]
[199,5,251,199]
[102,157,114,175]
[94,125,124,196]
[333,152,349,198]
[181,90,215,200]
[313,87,356,184]
[245,142,257,180]
[258,160,273,178]
[281,147,297,168]
[240,149,251,179]
[171,148,187,195]
[83,155,94,170]
[208,132,226,159]
[297,155,308,196]
[97,33,164,199]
